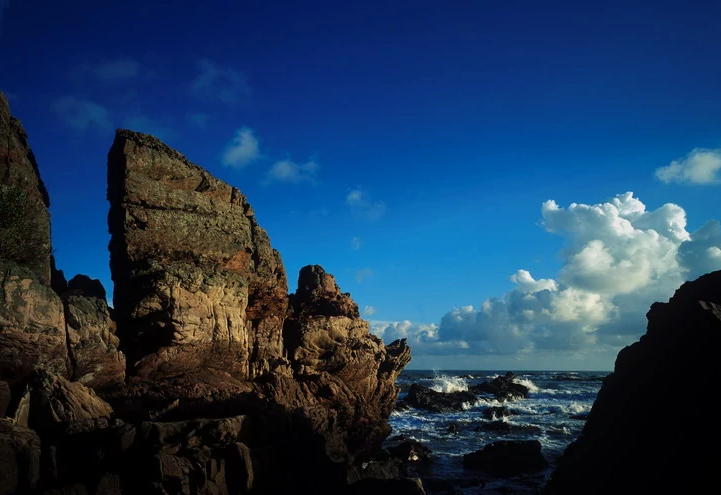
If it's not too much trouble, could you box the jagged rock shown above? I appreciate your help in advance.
[0,260,69,390]
[61,278,125,390]
[469,372,529,401]
[0,260,125,395]
[0,418,41,495]
[463,440,548,477]
[404,384,477,413]
[107,129,289,387]
[0,92,53,285]
[543,270,721,495]
[65,274,107,301]
[16,371,113,431]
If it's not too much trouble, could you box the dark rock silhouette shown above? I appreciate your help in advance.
[463,440,548,477]
[543,270,721,495]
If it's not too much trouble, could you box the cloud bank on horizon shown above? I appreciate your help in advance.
[372,190,721,370]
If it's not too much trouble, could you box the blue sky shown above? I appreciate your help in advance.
[2,0,720,370]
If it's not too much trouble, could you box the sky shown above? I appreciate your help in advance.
[1,0,720,371]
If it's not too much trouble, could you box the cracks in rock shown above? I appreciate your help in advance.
[63,306,78,381]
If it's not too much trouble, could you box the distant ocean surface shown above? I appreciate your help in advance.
[386,369,608,494]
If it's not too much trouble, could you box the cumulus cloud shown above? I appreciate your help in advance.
[351,237,362,250]
[53,96,112,131]
[346,188,387,221]
[222,127,260,168]
[408,192,721,366]
[265,159,319,184]
[191,59,250,105]
[362,305,377,316]
[655,148,721,185]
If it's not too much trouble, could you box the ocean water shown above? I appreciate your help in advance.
[386,369,608,494]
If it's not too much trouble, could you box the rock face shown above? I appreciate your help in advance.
[0,92,52,285]
[105,130,411,491]
[107,130,288,386]
[0,98,412,494]
[0,260,69,388]
[544,270,721,495]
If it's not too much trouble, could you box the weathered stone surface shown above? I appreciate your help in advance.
[0,418,41,495]
[0,91,53,285]
[107,129,288,385]
[0,260,69,388]
[544,270,721,495]
[17,371,113,431]
[61,277,125,390]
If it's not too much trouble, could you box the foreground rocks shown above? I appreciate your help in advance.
[543,270,721,495]
[1,95,413,495]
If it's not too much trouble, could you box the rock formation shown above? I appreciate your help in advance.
[543,270,721,495]
[0,105,413,495]
[0,92,52,285]
[107,130,289,388]
[105,131,412,491]
[0,94,125,401]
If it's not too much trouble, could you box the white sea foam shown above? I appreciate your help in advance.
[514,376,539,393]
[429,374,469,393]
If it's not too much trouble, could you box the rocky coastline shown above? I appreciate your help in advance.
[2,88,720,494]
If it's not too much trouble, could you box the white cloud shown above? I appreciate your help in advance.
[355,268,373,283]
[222,127,260,168]
[362,305,377,316]
[409,192,721,367]
[53,96,112,131]
[191,59,250,105]
[346,188,387,221]
[188,113,209,129]
[266,159,319,184]
[351,237,362,250]
[655,148,721,185]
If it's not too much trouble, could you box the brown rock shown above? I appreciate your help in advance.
[0,260,69,388]
[61,277,125,390]
[0,419,41,495]
[0,91,53,285]
[107,129,288,386]
[18,371,113,431]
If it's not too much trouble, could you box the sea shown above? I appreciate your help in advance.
[385,369,609,494]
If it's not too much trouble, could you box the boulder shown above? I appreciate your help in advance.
[544,270,721,495]
[404,384,477,413]
[463,440,548,477]
[469,372,529,401]
[15,371,113,431]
